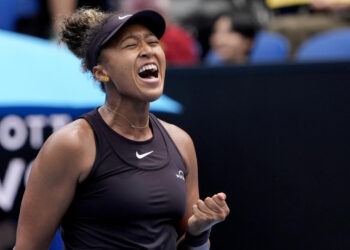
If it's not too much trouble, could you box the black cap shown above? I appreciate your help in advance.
[87,10,166,71]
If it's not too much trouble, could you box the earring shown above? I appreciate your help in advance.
[104,76,109,82]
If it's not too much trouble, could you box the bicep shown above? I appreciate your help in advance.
[15,129,91,250]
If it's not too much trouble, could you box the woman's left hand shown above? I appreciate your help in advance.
[186,192,230,235]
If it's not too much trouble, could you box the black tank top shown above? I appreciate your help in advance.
[61,109,187,249]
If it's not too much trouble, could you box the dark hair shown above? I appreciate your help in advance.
[231,12,260,39]
[58,8,112,90]
[213,11,260,39]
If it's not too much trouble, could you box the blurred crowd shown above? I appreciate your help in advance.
[1,0,350,66]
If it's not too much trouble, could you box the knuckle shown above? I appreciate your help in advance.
[217,214,226,221]
[223,207,230,215]
[202,213,213,221]
[204,197,211,202]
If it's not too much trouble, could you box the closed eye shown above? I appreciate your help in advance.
[125,44,137,48]
[149,41,159,46]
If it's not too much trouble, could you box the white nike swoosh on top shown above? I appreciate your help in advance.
[136,151,154,159]
[118,15,132,20]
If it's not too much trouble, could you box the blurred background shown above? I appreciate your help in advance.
[1,0,350,249]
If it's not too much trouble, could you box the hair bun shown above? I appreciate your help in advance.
[59,8,106,61]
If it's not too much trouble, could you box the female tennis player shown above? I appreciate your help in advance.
[14,8,229,249]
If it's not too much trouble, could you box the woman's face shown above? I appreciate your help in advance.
[210,16,251,63]
[98,23,166,103]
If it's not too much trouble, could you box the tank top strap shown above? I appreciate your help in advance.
[79,108,112,181]
[149,113,188,175]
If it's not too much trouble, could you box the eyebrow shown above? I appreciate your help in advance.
[120,32,157,44]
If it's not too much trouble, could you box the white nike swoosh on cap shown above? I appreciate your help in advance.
[136,150,154,159]
[118,15,132,20]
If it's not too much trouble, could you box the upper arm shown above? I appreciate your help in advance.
[15,120,95,250]
[159,120,199,236]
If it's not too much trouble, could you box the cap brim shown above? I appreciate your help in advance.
[101,10,166,48]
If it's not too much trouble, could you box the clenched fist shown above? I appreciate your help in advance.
[187,192,230,236]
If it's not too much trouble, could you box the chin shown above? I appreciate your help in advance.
[144,92,163,103]
[142,84,164,102]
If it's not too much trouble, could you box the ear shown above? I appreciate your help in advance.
[93,65,109,82]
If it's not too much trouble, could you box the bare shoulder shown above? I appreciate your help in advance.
[158,119,197,171]
[158,119,194,150]
[42,118,94,158]
[35,118,95,182]
[47,118,93,149]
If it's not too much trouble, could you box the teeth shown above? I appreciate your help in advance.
[138,64,158,73]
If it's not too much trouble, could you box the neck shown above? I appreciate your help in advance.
[102,104,150,130]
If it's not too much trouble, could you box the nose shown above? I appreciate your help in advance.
[139,41,154,58]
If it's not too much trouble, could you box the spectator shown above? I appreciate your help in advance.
[204,12,259,65]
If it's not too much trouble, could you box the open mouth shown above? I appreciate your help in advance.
[138,63,159,79]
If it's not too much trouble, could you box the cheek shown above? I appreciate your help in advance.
[110,66,134,91]
[156,48,166,75]
[158,48,166,62]
[161,49,166,60]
